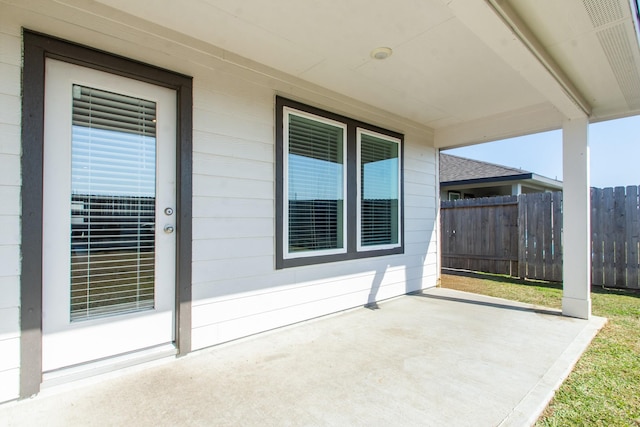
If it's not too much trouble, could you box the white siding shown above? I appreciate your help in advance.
[1,0,439,394]
[0,18,22,402]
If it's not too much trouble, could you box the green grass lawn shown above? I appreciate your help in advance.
[440,271,640,426]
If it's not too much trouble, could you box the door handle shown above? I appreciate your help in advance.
[164,225,175,234]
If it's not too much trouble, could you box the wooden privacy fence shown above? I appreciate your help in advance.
[441,195,519,277]
[441,187,640,289]
[591,186,640,288]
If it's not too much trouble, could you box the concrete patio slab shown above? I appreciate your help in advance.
[0,288,606,427]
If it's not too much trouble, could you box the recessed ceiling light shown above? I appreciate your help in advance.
[371,47,393,60]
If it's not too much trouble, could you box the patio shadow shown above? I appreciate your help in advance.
[443,268,640,299]
[409,290,562,316]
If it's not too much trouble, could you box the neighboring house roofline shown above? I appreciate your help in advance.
[439,152,526,182]
[528,173,563,189]
[439,152,562,190]
[440,173,563,190]
[440,173,534,187]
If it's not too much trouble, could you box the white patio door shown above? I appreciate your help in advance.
[42,59,177,372]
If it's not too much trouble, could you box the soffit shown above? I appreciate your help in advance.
[55,0,640,143]
[507,0,640,122]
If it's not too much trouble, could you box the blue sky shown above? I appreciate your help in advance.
[444,115,640,189]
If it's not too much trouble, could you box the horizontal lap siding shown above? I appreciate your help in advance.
[188,61,437,349]
[2,1,439,382]
[396,141,438,286]
[191,133,437,349]
[190,116,437,350]
[193,267,416,327]
[0,23,21,403]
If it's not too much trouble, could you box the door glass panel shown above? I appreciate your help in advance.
[70,85,157,321]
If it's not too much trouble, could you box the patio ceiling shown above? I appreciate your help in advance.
[81,0,640,146]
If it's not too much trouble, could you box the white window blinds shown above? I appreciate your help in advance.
[359,131,400,248]
[70,85,157,321]
[286,112,346,255]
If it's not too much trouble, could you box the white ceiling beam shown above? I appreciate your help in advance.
[435,0,591,121]
[487,0,592,116]
[435,102,563,148]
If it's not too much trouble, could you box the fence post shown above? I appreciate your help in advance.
[626,186,639,289]
[518,194,526,279]
[552,191,563,282]
[591,188,602,285]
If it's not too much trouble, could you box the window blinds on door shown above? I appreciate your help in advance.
[70,85,158,321]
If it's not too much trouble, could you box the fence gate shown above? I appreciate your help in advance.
[517,192,563,282]
[441,195,519,276]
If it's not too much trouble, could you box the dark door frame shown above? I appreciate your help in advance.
[21,30,193,398]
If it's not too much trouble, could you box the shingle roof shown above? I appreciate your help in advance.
[439,153,529,183]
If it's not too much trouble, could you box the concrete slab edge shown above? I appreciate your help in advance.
[498,315,608,427]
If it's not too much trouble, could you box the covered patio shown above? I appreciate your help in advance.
[1,0,638,408]
[0,288,605,426]
[86,0,640,322]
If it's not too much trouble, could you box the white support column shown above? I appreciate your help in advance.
[511,183,521,196]
[562,117,591,319]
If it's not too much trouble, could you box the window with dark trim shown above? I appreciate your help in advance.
[276,96,403,268]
